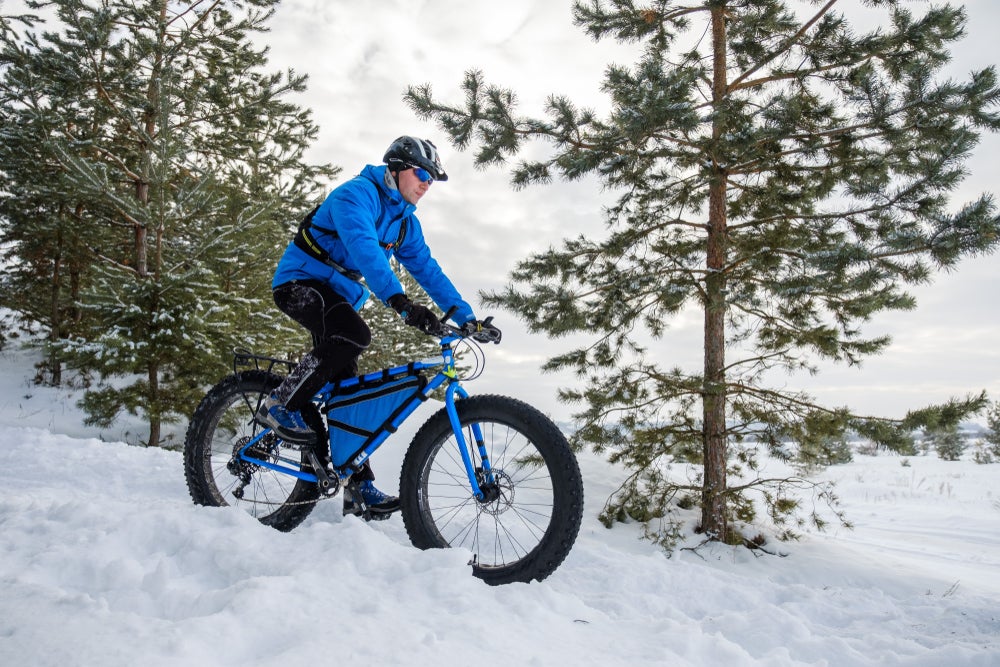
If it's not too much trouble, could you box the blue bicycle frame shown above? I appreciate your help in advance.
[235,333,494,500]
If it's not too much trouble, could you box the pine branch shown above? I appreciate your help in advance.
[729,52,876,94]
[165,0,225,31]
[727,0,840,93]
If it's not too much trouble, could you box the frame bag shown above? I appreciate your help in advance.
[324,369,426,467]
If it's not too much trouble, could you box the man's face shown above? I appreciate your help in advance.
[397,167,432,204]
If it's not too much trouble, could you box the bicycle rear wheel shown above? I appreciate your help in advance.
[400,394,583,585]
[183,370,328,532]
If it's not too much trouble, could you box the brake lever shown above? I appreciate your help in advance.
[469,318,501,344]
[472,330,501,344]
[422,305,461,339]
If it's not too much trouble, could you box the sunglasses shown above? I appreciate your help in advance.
[405,164,434,183]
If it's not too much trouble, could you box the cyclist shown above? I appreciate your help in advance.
[255,136,499,518]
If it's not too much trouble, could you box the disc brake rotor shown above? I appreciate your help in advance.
[478,469,515,517]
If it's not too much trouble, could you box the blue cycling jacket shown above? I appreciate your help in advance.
[272,164,475,324]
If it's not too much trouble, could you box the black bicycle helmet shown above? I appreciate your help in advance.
[383,136,448,182]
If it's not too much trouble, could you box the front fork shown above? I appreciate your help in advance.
[445,382,495,501]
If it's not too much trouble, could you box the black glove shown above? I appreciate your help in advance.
[460,317,502,344]
[387,293,440,334]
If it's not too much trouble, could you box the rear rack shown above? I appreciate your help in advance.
[233,347,296,376]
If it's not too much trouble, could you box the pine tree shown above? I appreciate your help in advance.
[407,1,999,545]
[985,401,1000,457]
[927,422,966,461]
[1,1,337,446]
[0,5,102,381]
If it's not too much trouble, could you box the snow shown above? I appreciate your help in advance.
[1,344,998,666]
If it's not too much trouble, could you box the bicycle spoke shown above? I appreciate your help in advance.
[418,418,557,570]
[186,373,327,530]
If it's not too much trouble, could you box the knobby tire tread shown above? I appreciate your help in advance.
[399,394,584,585]
[183,370,327,532]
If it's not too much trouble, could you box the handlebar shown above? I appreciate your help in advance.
[428,306,502,344]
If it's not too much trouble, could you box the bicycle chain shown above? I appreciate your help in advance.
[229,464,389,524]
[229,441,343,507]
[232,493,339,508]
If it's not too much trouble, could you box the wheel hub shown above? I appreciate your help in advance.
[477,469,514,516]
[226,434,280,498]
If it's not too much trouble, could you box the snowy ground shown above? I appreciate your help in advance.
[1,344,998,666]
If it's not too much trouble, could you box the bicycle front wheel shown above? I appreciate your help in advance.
[400,395,583,585]
[183,370,329,532]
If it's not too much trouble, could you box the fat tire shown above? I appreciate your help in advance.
[400,394,583,585]
[183,370,328,532]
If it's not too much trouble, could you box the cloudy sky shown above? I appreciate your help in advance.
[5,0,994,424]
[255,0,1000,424]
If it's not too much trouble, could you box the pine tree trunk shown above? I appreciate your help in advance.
[70,203,84,326]
[136,0,167,448]
[701,7,730,542]
[48,226,63,386]
[147,361,160,448]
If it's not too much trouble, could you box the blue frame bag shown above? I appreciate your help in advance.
[324,369,427,467]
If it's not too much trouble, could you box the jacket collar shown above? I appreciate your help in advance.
[363,164,415,215]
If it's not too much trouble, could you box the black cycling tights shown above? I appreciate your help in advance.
[271,280,375,481]
[271,280,371,409]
